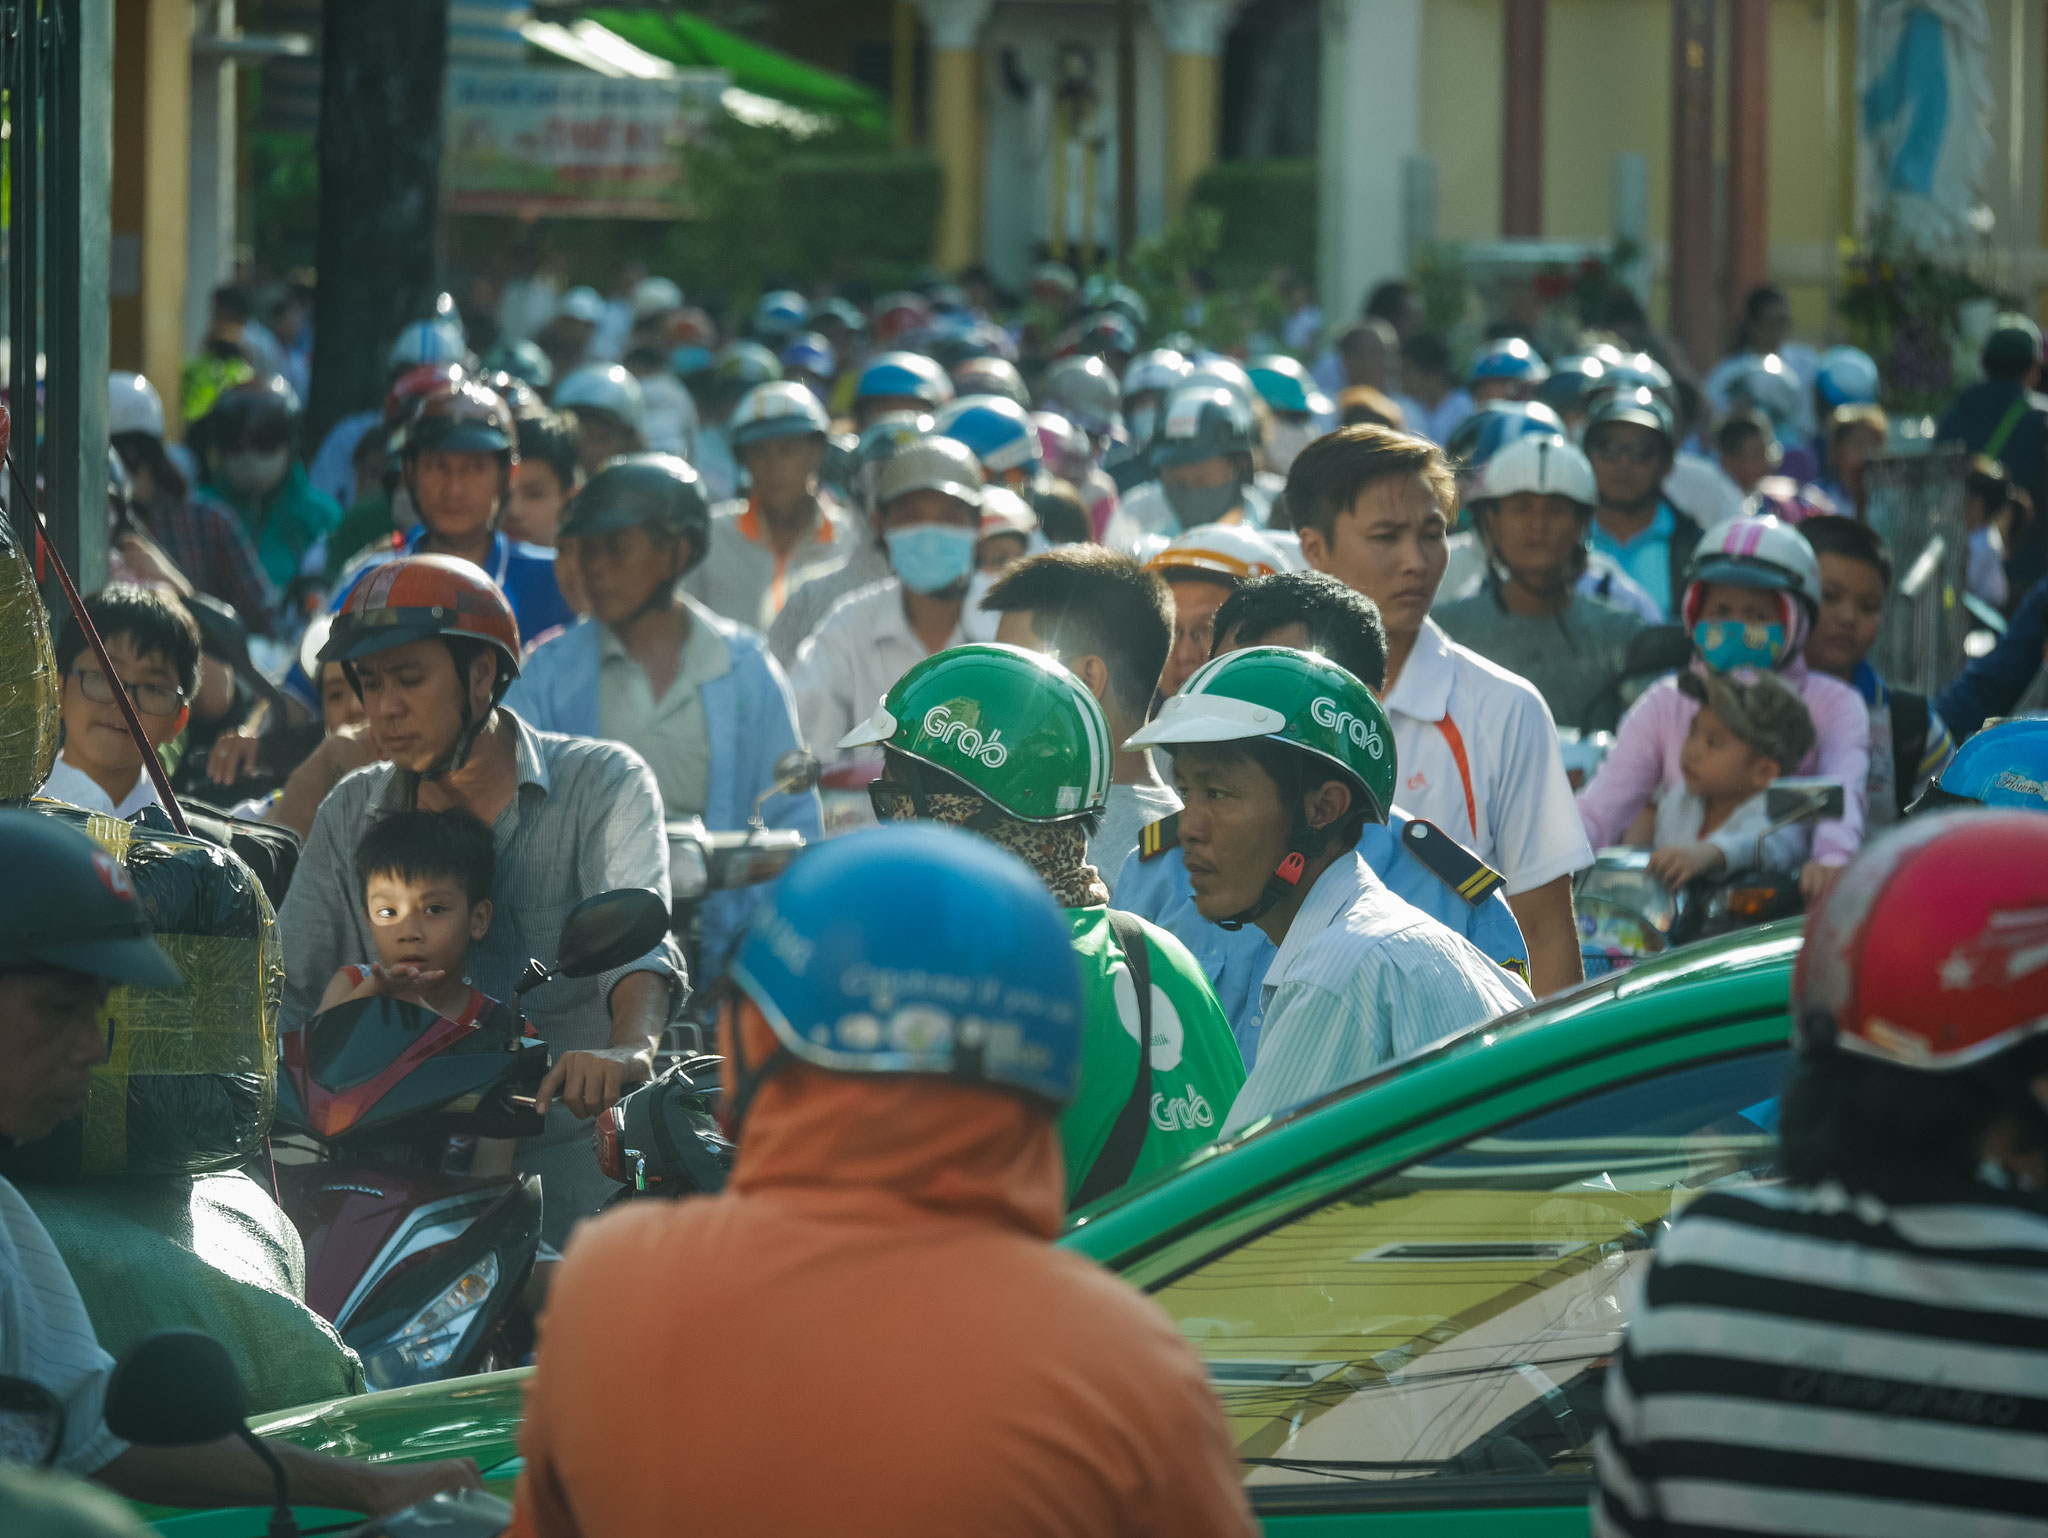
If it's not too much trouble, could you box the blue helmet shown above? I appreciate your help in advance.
[935,394,1042,476]
[1469,337,1551,387]
[779,331,837,379]
[1923,718,2048,812]
[1444,400,1567,473]
[753,289,808,342]
[855,351,954,409]
[730,824,1084,1107]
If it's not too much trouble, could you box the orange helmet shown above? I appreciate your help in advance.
[321,555,521,689]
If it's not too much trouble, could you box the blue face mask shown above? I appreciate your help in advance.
[886,523,979,595]
[1693,618,1788,672]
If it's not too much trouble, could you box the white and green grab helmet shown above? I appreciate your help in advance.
[1125,645,1396,822]
[840,643,1112,821]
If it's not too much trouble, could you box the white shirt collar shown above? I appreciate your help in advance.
[39,755,161,819]
[1383,616,1456,724]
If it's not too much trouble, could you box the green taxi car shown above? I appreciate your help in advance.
[146,923,1801,1537]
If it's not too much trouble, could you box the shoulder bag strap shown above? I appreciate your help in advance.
[1072,910,1155,1208]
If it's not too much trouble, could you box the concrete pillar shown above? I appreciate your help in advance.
[186,1,237,372]
[918,0,992,271]
[1668,0,1717,370]
[1724,0,1769,328]
[1501,0,1545,237]
[1151,0,1239,220]
[1318,0,1424,328]
[111,0,193,414]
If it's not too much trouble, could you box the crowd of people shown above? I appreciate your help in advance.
[5,259,2048,1534]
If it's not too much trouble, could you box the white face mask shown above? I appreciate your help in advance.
[222,447,290,499]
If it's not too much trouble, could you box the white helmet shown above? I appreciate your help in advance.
[1680,513,1825,631]
[1181,356,1258,416]
[978,484,1038,540]
[729,380,830,452]
[631,276,684,319]
[558,285,607,325]
[387,318,467,371]
[1723,352,1803,429]
[555,364,646,432]
[108,371,165,439]
[1146,522,1286,583]
[1122,348,1192,402]
[1473,433,1597,509]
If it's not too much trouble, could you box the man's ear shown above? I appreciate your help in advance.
[1297,524,1331,572]
[1304,776,1354,832]
[1068,652,1111,707]
[470,651,499,712]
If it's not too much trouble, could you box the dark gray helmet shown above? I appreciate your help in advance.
[1582,385,1675,450]
[0,811,180,988]
[558,452,712,571]
[1152,385,1258,470]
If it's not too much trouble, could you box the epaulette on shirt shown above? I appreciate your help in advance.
[1401,818,1503,906]
[1138,812,1181,862]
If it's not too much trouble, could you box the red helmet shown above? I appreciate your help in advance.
[384,362,465,428]
[321,554,521,690]
[1794,811,2048,1070]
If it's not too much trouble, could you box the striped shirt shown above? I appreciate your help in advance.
[1594,1179,2048,1538]
[1220,851,1530,1136]
[0,1176,125,1473]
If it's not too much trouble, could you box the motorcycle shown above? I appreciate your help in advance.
[1576,777,1844,977]
[271,887,671,1389]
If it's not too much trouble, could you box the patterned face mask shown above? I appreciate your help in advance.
[878,786,1108,909]
[1693,618,1788,672]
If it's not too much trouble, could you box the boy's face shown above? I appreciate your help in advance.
[1170,745,1294,922]
[1679,705,1777,802]
[410,450,504,545]
[1696,582,1784,628]
[1834,424,1884,477]
[1719,432,1773,493]
[1483,491,1584,585]
[61,633,188,776]
[1298,472,1448,640]
[1807,552,1885,676]
[319,661,366,735]
[364,872,491,978]
[505,460,570,546]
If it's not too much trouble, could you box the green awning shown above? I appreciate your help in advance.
[581,8,886,133]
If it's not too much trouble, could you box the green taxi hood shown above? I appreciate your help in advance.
[1062,920,1802,1275]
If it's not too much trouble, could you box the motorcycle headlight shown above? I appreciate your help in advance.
[361,1252,500,1390]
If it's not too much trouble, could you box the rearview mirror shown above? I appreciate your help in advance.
[1623,624,1693,678]
[769,749,822,798]
[106,1330,247,1446]
[1765,777,1845,823]
[556,888,671,979]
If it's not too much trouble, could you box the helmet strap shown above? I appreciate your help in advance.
[718,995,791,1142]
[1216,816,1326,932]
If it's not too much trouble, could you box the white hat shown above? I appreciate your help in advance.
[632,276,684,319]
[555,364,646,432]
[108,371,165,439]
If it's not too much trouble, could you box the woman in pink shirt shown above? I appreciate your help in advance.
[1577,515,1870,902]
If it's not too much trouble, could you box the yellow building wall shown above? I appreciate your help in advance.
[1419,0,1504,243]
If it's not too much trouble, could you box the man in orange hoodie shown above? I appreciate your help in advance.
[510,823,1256,1538]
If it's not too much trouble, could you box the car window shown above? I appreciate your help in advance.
[1151,1048,1787,1500]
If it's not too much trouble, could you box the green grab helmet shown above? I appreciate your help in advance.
[1125,645,1396,824]
[840,643,1112,822]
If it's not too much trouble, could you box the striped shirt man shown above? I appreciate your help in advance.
[1594,1178,2048,1538]
[0,1176,125,1473]
[1219,850,1530,1136]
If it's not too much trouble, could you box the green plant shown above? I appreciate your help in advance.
[1837,213,2017,415]
[1411,243,1470,333]
[1186,158,1315,289]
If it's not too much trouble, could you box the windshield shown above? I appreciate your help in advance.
[1148,1048,1787,1498]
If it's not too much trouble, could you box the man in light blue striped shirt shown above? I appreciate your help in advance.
[1127,648,1529,1139]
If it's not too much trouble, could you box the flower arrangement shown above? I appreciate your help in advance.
[1837,217,2015,415]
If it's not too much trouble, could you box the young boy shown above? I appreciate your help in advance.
[40,585,201,818]
[1798,515,1954,827]
[1811,403,1887,518]
[1647,670,1816,890]
[318,809,500,1027]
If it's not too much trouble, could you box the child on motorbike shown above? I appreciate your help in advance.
[318,809,518,1174]
[1644,669,1815,889]
[1577,513,1871,904]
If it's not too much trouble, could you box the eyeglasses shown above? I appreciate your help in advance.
[72,666,185,717]
[1587,437,1663,466]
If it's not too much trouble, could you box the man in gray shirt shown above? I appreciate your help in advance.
[1435,431,1650,733]
[280,556,681,1246]
[982,545,1179,897]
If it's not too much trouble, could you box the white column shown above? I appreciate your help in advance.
[1150,0,1240,55]
[185,0,238,358]
[1317,0,1424,327]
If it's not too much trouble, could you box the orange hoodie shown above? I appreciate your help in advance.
[509,1006,1255,1538]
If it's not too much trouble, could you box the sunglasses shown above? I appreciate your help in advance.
[72,666,185,718]
[1587,437,1664,466]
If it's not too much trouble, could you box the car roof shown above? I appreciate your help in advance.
[1063,922,1802,1271]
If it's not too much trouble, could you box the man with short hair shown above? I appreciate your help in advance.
[1935,313,2048,590]
[1128,649,1528,1134]
[790,437,981,759]
[1117,571,1530,1059]
[1397,332,1473,446]
[1583,387,1704,621]
[685,381,853,630]
[982,545,1178,892]
[1291,425,1590,997]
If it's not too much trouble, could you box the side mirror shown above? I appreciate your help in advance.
[1623,624,1693,678]
[0,1375,62,1467]
[748,749,822,830]
[555,888,672,979]
[1765,777,1845,824]
[108,1332,297,1534]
